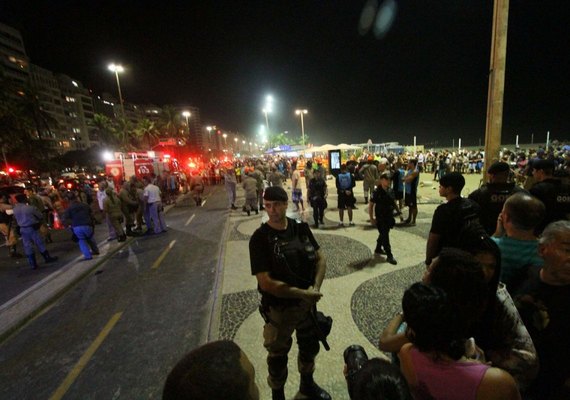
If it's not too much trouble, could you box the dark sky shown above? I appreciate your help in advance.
[2,0,568,147]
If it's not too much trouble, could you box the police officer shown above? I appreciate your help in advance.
[369,173,398,264]
[468,161,525,235]
[12,193,58,269]
[530,159,570,234]
[249,186,331,400]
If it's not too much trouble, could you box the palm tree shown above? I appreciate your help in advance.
[114,117,135,151]
[158,105,180,138]
[91,113,117,147]
[134,118,160,149]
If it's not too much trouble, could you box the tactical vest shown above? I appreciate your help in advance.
[260,219,318,307]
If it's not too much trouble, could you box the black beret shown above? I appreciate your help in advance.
[263,186,288,202]
[487,161,510,174]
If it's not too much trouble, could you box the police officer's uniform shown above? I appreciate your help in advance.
[12,195,57,269]
[250,187,330,400]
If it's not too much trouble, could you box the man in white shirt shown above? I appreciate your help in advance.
[143,176,167,234]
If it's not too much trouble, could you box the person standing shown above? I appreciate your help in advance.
[103,187,126,242]
[189,171,205,207]
[143,176,167,234]
[249,186,331,400]
[0,195,22,258]
[308,169,327,228]
[360,156,380,205]
[267,167,286,188]
[304,160,314,192]
[530,159,570,234]
[336,164,356,226]
[369,173,398,264]
[469,161,525,235]
[242,170,259,216]
[223,167,238,210]
[97,181,117,241]
[25,186,52,243]
[119,181,139,236]
[12,193,58,269]
[62,192,100,260]
[425,172,480,265]
[403,159,420,225]
[291,163,305,212]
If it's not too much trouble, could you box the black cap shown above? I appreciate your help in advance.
[263,186,288,202]
[487,161,510,174]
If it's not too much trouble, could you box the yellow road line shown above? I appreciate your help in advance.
[49,312,123,400]
[184,214,195,226]
[151,240,176,270]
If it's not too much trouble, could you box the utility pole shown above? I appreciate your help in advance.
[483,0,510,182]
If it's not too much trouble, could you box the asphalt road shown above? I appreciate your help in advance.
[0,186,229,399]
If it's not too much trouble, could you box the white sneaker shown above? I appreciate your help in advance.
[349,221,355,226]
[338,222,344,227]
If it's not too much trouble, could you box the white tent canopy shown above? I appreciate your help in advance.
[309,143,361,152]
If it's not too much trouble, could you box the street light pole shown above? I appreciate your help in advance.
[108,63,125,119]
[295,109,308,146]
[182,111,191,138]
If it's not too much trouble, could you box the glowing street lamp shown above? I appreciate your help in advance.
[295,109,308,146]
[108,63,125,118]
[222,133,228,148]
[262,94,274,134]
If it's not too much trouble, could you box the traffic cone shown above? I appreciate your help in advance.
[53,211,63,230]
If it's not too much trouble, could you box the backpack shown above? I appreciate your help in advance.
[338,173,352,190]
[457,200,488,247]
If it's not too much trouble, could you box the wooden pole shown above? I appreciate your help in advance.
[484,0,509,182]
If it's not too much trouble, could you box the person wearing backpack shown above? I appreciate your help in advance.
[335,164,356,226]
[426,172,481,265]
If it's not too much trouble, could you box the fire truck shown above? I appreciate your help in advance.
[105,151,180,188]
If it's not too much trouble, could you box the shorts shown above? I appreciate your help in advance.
[292,188,303,203]
[404,192,417,207]
[337,191,356,209]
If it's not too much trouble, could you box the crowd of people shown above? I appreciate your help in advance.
[0,170,181,267]
[160,144,569,399]
[2,143,570,398]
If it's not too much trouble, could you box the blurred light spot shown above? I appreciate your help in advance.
[358,0,378,35]
[373,0,397,39]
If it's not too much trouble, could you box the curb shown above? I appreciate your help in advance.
[0,201,180,343]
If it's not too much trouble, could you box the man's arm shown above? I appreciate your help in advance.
[313,249,326,291]
[368,200,376,225]
[425,232,441,265]
[403,170,419,183]
[255,272,322,304]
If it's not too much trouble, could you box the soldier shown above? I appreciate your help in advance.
[249,186,330,400]
[530,159,570,234]
[469,161,525,235]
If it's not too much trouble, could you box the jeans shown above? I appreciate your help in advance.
[72,225,99,259]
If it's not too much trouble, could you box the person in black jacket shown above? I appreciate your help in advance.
[369,173,398,265]
[63,192,100,260]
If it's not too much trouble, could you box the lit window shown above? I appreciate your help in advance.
[65,96,76,103]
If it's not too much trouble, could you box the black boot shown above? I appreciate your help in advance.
[41,251,58,263]
[118,234,127,242]
[299,374,331,400]
[126,225,135,236]
[27,254,38,269]
[9,246,23,258]
[272,387,285,400]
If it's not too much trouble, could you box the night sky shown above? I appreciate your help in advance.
[2,1,568,147]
